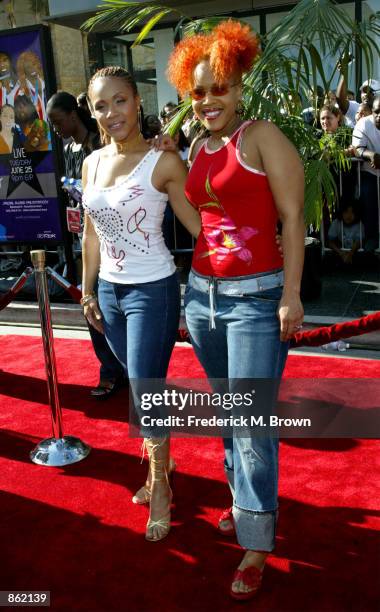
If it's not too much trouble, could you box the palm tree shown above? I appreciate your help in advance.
[82,0,380,226]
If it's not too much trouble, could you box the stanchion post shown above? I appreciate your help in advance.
[31,250,63,439]
[29,249,90,466]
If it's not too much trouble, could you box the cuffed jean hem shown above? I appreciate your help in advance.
[232,505,277,552]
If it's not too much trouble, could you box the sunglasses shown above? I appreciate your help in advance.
[190,82,239,101]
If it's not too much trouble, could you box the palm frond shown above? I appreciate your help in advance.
[182,17,230,37]
[82,1,188,34]
[304,159,337,227]
[164,99,192,137]
[132,9,172,46]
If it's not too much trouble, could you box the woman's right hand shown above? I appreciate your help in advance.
[84,298,104,334]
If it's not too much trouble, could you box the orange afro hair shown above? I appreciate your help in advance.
[167,20,260,97]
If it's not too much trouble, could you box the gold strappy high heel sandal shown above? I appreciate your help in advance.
[144,437,172,542]
[132,456,176,505]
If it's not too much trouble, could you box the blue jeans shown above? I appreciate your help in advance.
[184,272,288,551]
[98,273,180,433]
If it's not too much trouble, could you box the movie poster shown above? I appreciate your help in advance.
[0,27,62,242]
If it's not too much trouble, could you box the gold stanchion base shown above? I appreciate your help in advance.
[30,436,91,466]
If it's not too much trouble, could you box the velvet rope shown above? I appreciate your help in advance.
[177,311,380,346]
[46,267,82,303]
[2,266,379,348]
[0,267,34,311]
[291,310,380,348]
[0,266,82,312]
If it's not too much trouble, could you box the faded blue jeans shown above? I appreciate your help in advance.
[184,270,289,551]
[98,273,180,435]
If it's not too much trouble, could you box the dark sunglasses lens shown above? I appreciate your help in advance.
[191,88,205,100]
[211,84,229,96]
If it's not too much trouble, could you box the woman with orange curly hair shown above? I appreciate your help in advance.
[166,20,305,600]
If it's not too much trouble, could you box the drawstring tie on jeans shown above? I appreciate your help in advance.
[209,277,216,330]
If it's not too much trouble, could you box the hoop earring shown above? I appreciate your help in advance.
[138,107,143,133]
[236,100,244,117]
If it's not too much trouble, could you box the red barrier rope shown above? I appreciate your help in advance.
[291,310,380,347]
[46,267,82,303]
[178,311,380,347]
[1,265,379,350]
[0,267,34,311]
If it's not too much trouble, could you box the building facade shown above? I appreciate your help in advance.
[1,1,379,114]
[48,0,380,115]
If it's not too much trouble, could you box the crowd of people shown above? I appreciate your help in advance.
[35,18,378,602]
[313,74,380,258]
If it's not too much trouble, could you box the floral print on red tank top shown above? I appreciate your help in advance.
[185,122,283,278]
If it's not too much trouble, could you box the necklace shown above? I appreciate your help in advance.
[115,132,145,154]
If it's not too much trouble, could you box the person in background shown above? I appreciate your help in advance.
[47,91,126,400]
[328,203,362,265]
[323,90,338,106]
[320,104,342,133]
[355,103,372,124]
[352,96,380,252]
[162,127,192,261]
[160,101,177,126]
[143,114,161,139]
[77,92,91,115]
[319,104,357,220]
[336,62,379,127]
[301,85,325,126]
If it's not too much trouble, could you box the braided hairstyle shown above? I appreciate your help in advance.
[88,66,139,145]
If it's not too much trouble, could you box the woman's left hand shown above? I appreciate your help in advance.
[278,292,304,341]
[150,133,177,152]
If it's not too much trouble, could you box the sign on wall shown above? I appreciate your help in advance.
[0,26,62,243]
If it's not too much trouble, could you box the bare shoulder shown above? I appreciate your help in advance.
[153,150,187,191]
[158,150,187,174]
[189,136,207,163]
[245,119,288,143]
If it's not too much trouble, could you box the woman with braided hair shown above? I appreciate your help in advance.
[47,90,126,401]
[81,65,200,542]
[164,20,305,599]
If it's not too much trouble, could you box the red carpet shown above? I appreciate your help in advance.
[0,335,379,611]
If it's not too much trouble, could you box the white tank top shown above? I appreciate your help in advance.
[83,148,176,284]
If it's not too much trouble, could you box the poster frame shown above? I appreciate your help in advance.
[0,23,75,278]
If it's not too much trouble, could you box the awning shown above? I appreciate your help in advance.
[43,9,99,30]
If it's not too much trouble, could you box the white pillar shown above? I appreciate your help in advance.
[154,28,178,114]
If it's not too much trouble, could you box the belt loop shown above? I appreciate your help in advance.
[209,277,216,330]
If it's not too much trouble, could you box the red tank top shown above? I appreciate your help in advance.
[185,121,283,278]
